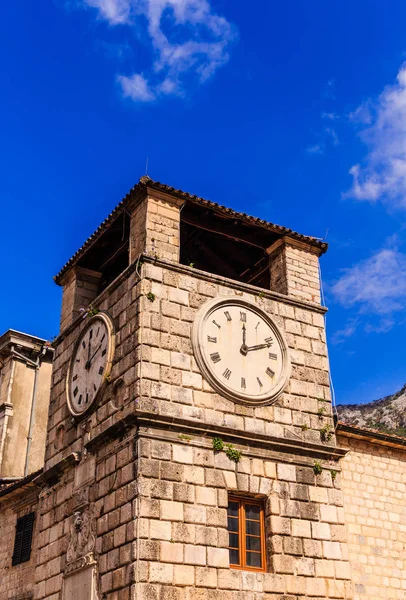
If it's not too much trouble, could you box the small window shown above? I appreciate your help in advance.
[227,496,266,571]
[12,512,35,566]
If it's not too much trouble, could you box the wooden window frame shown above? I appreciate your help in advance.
[228,496,266,572]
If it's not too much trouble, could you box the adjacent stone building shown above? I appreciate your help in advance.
[0,329,53,600]
[0,329,53,479]
[338,423,406,600]
[0,177,404,600]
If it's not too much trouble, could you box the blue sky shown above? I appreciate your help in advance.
[0,0,405,406]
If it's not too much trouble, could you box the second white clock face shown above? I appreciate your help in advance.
[67,313,114,417]
[192,298,290,405]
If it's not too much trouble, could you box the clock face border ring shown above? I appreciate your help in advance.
[192,297,291,406]
[66,311,116,418]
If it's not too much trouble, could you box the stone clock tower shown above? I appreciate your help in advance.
[35,177,353,600]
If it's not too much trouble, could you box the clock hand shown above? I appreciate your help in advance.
[240,324,249,355]
[85,336,92,370]
[88,343,103,366]
[246,343,271,352]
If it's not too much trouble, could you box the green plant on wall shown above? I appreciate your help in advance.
[225,444,242,463]
[313,460,322,475]
[212,437,241,463]
[146,292,156,302]
[212,437,224,452]
[320,424,333,442]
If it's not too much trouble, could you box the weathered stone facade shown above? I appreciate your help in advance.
[0,330,53,479]
[338,427,406,600]
[0,177,401,600]
[31,180,351,600]
[0,477,40,600]
[34,253,353,600]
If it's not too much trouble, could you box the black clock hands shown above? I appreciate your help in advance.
[246,343,271,352]
[240,324,249,355]
[240,325,272,355]
[85,333,92,370]
[87,343,103,367]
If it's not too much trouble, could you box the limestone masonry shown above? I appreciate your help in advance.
[0,177,404,600]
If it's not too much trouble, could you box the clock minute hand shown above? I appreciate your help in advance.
[88,343,102,365]
[246,343,269,352]
[85,337,92,370]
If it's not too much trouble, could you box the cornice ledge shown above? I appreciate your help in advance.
[134,411,346,462]
[40,452,81,485]
[85,413,137,453]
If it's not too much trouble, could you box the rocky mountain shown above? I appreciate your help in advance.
[336,383,406,437]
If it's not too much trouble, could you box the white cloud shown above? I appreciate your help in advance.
[325,127,339,146]
[78,0,236,101]
[331,318,359,345]
[306,143,323,155]
[321,112,339,120]
[85,0,131,24]
[331,248,406,316]
[348,99,373,125]
[118,73,155,101]
[346,64,406,209]
[306,128,338,156]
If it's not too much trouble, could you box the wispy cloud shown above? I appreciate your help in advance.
[348,99,373,125]
[321,112,339,121]
[346,64,406,209]
[118,73,155,101]
[306,127,339,156]
[331,318,359,345]
[332,247,406,316]
[306,143,323,155]
[85,0,131,24]
[76,0,236,101]
[323,78,336,100]
[306,80,340,156]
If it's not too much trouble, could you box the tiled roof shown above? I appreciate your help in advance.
[336,421,406,447]
[0,469,42,498]
[54,176,328,284]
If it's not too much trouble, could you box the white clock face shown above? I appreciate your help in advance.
[192,298,290,405]
[67,313,115,417]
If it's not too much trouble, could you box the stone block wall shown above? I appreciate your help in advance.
[59,267,102,333]
[35,435,137,600]
[34,252,351,600]
[267,239,321,305]
[136,260,331,446]
[339,434,406,600]
[0,488,39,600]
[129,189,182,264]
[44,265,140,472]
[46,257,333,476]
[0,355,13,472]
[133,430,353,600]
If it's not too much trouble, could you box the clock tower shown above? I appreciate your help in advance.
[35,177,353,600]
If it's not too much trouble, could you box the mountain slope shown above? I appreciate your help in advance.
[336,383,406,437]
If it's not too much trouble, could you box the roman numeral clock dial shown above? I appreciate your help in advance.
[192,299,290,405]
[66,312,115,417]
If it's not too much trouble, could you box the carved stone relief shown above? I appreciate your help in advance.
[66,505,96,565]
